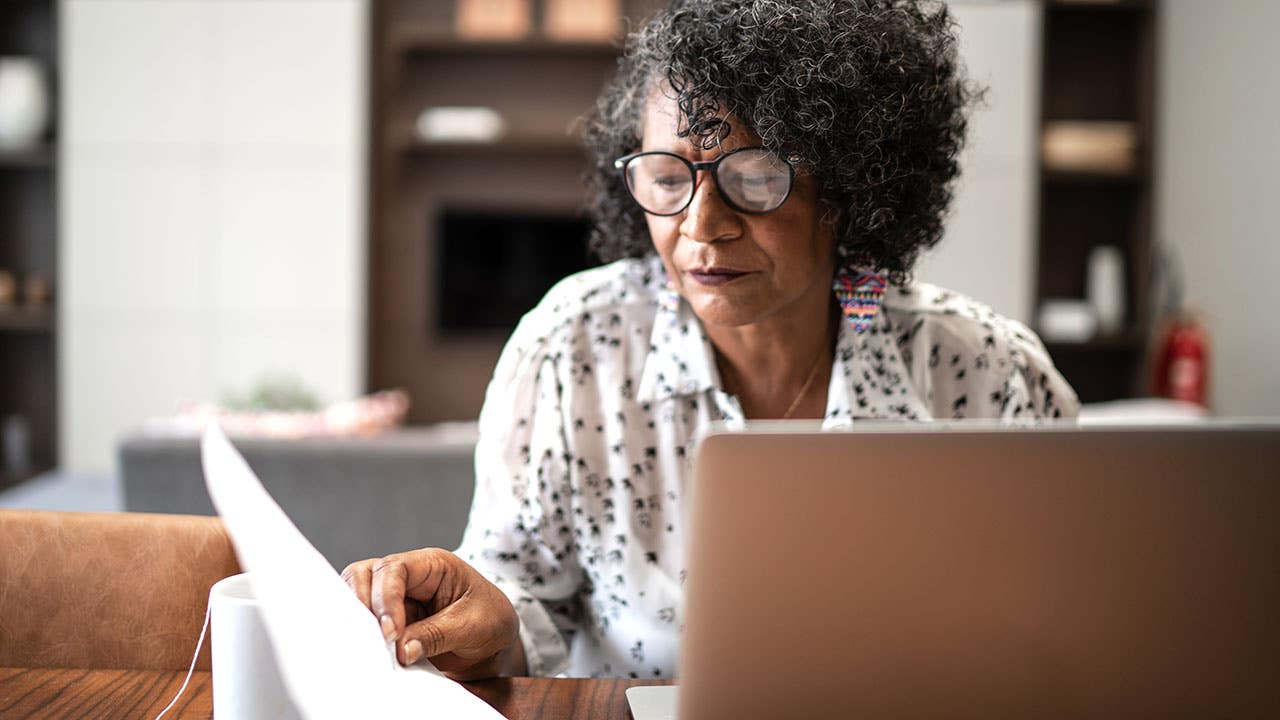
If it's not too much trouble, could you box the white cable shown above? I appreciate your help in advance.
[155,604,211,720]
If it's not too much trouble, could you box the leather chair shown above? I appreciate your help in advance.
[0,509,241,670]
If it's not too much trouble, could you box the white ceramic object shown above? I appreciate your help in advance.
[0,57,49,150]
[2,415,31,476]
[1086,245,1126,334]
[415,106,506,144]
[209,573,303,720]
[1038,299,1097,343]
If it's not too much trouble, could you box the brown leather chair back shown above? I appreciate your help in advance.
[0,509,241,670]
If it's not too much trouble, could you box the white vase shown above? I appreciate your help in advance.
[1086,245,1126,335]
[0,57,49,150]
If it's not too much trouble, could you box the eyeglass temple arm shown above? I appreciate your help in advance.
[612,156,715,172]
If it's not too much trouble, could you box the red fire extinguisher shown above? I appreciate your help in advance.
[1152,314,1209,407]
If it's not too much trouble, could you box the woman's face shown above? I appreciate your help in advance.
[640,89,837,329]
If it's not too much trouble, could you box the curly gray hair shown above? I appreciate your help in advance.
[582,0,980,282]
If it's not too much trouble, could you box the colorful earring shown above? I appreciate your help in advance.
[658,280,681,321]
[833,267,888,333]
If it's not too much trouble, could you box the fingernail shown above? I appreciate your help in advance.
[403,639,423,665]
[379,615,397,642]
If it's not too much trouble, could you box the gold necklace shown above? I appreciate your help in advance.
[780,349,826,419]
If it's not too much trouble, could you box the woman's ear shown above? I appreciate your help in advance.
[816,201,844,276]
[818,198,843,231]
[818,200,844,265]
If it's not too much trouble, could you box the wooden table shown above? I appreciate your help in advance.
[0,668,672,719]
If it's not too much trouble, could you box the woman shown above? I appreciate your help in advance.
[343,0,1078,681]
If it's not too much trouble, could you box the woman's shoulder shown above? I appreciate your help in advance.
[535,256,664,321]
[497,256,664,373]
[880,281,1080,419]
[882,281,1044,354]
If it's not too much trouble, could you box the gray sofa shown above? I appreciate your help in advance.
[120,404,1204,570]
[119,424,478,570]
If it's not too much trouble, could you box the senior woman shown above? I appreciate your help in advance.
[344,0,1078,681]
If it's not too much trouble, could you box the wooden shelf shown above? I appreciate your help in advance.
[0,306,54,333]
[0,0,60,488]
[0,463,53,491]
[392,29,621,57]
[1048,0,1150,12]
[0,145,53,168]
[1042,168,1146,186]
[1043,330,1147,352]
[398,136,584,157]
[369,3,646,424]
[1036,0,1157,401]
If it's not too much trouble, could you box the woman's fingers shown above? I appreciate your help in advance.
[370,556,409,640]
[342,560,400,640]
[346,548,519,676]
[370,549,452,643]
[339,561,373,612]
[400,570,520,672]
[399,601,468,664]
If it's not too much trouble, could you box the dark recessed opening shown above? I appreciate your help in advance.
[436,208,593,335]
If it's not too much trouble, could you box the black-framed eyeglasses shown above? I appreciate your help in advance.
[613,146,795,216]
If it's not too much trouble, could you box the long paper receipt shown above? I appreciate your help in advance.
[201,424,505,719]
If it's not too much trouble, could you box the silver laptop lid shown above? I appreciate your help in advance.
[677,423,1280,719]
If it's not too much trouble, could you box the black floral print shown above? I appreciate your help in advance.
[455,256,1079,678]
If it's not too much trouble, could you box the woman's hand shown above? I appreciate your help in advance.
[341,548,527,680]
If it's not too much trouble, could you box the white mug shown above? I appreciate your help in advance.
[0,57,48,149]
[209,573,303,719]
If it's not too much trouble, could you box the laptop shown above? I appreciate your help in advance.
[628,422,1280,719]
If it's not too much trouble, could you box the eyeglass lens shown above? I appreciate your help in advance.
[623,149,791,215]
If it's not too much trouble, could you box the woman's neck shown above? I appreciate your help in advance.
[705,293,839,420]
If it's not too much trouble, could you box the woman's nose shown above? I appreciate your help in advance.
[678,173,740,244]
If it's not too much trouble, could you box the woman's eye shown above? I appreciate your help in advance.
[653,175,687,188]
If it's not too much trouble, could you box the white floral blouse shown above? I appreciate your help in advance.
[455,256,1079,679]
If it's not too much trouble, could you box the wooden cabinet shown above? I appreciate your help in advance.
[367,0,661,423]
[1036,0,1159,402]
[0,0,56,488]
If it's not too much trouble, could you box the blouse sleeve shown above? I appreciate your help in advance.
[911,297,1081,422]
[996,320,1081,422]
[455,324,582,677]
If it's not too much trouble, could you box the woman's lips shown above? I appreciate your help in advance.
[688,267,751,287]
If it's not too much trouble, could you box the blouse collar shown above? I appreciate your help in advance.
[635,270,926,422]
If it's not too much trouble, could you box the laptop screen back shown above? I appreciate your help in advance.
[678,424,1280,719]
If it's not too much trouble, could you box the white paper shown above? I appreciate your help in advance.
[201,424,505,719]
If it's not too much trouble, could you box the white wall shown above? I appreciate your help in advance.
[917,1,1041,323]
[60,0,368,474]
[1157,1,1280,415]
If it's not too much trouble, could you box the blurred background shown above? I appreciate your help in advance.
[0,1,1276,561]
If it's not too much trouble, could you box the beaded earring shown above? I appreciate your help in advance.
[833,267,888,333]
[659,280,680,312]
[657,280,681,325]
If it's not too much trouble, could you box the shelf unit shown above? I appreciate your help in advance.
[367,0,662,423]
[0,306,54,333]
[1035,0,1158,403]
[0,0,57,490]
[0,145,53,168]
[397,136,587,157]
[391,30,622,57]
